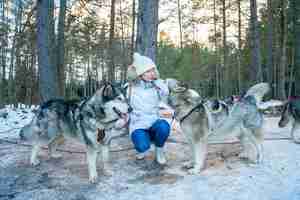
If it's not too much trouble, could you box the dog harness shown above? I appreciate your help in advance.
[178,101,204,124]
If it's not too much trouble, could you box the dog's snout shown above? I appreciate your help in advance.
[113,106,122,117]
[128,106,133,113]
[99,107,105,115]
[211,100,220,111]
[19,130,25,140]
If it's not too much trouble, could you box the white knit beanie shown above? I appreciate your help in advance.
[132,52,157,76]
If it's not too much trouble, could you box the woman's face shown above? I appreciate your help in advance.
[141,67,157,81]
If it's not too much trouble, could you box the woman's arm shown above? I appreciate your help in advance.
[152,79,169,98]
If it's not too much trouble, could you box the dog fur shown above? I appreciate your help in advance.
[169,82,280,174]
[19,83,129,183]
[278,97,300,143]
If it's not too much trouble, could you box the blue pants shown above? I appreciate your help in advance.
[131,119,170,153]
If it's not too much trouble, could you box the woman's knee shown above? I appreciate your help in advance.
[131,129,151,153]
[154,120,170,136]
[152,120,170,147]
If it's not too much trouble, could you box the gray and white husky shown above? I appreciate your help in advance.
[19,83,130,183]
[169,82,282,174]
[278,97,300,143]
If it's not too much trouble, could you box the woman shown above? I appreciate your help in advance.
[127,53,174,165]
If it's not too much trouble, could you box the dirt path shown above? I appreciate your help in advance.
[1,117,300,200]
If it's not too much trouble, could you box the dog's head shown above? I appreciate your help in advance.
[169,83,203,120]
[204,99,229,115]
[86,83,130,129]
[278,102,291,127]
[278,99,300,127]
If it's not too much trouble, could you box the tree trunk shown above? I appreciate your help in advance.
[222,0,228,96]
[213,0,220,98]
[267,0,274,97]
[8,0,23,105]
[130,0,136,58]
[136,0,159,62]
[177,0,183,50]
[237,0,242,94]
[249,0,263,84]
[0,0,8,107]
[108,0,116,83]
[266,0,274,97]
[119,0,127,83]
[37,0,59,102]
[278,0,287,100]
[292,0,300,95]
[57,0,66,97]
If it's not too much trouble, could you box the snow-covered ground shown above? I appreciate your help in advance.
[0,106,300,200]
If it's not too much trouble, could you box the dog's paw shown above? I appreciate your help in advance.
[30,159,40,166]
[183,161,194,169]
[89,175,98,183]
[255,154,263,165]
[103,169,113,177]
[50,153,62,159]
[238,151,249,160]
[187,167,201,175]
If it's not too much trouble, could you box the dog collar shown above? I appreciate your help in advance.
[179,102,203,124]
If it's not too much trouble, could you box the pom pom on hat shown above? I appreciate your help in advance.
[132,53,157,76]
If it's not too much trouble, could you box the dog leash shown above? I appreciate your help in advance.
[178,102,204,124]
[1,137,294,155]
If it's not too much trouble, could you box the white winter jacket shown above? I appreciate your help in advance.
[128,79,173,134]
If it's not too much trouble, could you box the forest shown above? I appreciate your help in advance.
[0,0,299,106]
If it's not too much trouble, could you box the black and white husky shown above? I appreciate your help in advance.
[278,97,300,143]
[169,82,283,174]
[19,83,130,183]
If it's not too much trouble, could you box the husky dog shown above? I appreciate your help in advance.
[278,97,300,143]
[169,82,282,174]
[204,99,229,131]
[19,83,130,183]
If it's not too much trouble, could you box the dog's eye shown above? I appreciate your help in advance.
[99,107,105,114]
[117,96,124,101]
[183,98,190,104]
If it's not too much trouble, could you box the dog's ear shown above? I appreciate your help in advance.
[102,84,117,101]
[185,89,201,102]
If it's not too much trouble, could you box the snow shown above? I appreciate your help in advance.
[0,106,300,200]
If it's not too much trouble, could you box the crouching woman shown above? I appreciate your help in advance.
[127,53,173,165]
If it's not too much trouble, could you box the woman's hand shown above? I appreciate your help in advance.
[159,109,173,118]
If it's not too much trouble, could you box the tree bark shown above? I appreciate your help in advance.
[292,0,300,95]
[0,0,8,107]
[266,0,274,97]
[278,0,287,100]
[108,0,116,83]
[37,0,59,102]
[136,0,159,62]
[237,0,242,94]
[57,0,67,97]
[177,0,183,50]
[213,0,220,98]
[249,0,263,84]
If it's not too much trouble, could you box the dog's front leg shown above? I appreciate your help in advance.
[100,145,112,176]
[86,146,98,183]
[242,126,263,164]
[188,139,207,174]
[238,132,251,160]
[291,121,300,144]
[30,143,41,166]
[48,135,64,159]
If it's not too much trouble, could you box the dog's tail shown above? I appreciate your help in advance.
[244,82,270,105]
[244,82,284,109]
[208,82,278,139]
